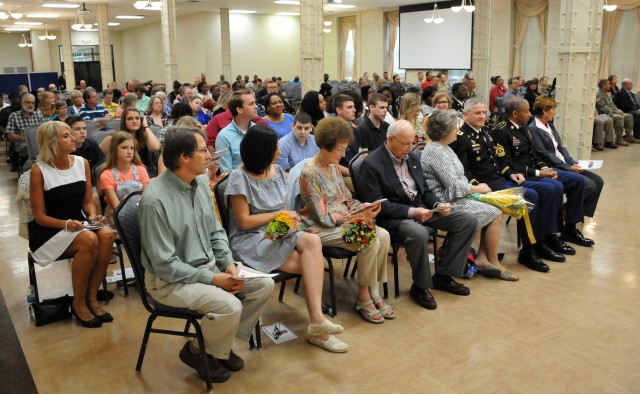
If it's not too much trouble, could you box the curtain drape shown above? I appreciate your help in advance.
[340,16,357,81]
[608,9,640,84]
[387,11,399,76]
[537,12,548,74]
[513,0,548,76]
[600,10,623,79]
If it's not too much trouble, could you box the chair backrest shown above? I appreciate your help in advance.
[496,96,505,115]
[635,93,640,107]
[291,84,302,102]
[112,191,153,311]
[106,119,121,130]
[213,172,231,232]
[286,157,311,210]
[84,120,101,134]
[348,151,368,201]
[25,125,40,162]
[89,129,116,146]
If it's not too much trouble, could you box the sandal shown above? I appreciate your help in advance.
[372,295,395,320]
[308,319,344,336]
[499,269,519,282]
[476,262,503,278]
[308,335,349,353]
[354,299,384,324]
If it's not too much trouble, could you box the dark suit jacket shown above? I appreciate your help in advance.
[528,120,575,171]
[359,145,440,232]
[613,89,640,113]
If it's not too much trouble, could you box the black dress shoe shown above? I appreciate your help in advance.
[603,142,618,149]
[561,229,594,247]
[432,275,471,296]
[88,307,114,323]
[517,250,550,273]
[547,235,576,255]
[179,343,230,383]
[216,350,244,372]
[71,307,103,328]
[534,243,566,263]
[410,284,437,310]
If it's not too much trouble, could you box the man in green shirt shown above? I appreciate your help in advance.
[139,125,274,383]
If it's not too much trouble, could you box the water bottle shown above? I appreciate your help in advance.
[27,285,36,320]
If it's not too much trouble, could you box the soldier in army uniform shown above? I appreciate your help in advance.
[492,98,594,254]
[451,98,572,274]
[595,79,639,146]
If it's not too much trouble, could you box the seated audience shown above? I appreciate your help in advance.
[502,77,523,106]
[300,90,326,127]
[608,74,619,94]
[299,117,393,324]
[356,93,390,152]
[332,94,361,171]
[79,88,111,127]
[398,92,426,144]
[276,112,319,171]
[101,89,119,118]
[6,93,46,168]
[592,110,617,150]
[115,93,138,119]
[139,125,273,383]
[38,91,57,119]
[358,120,478,308]
[420,86,437,116]
[538,76,550,96]
[377,86,398,122]
[50,100,69,122]
[226,124,347,352]
[65,116,105,169]
[612,78,640,139]
[216,90,259,171]
[134,84,150,113]
[262,93,294,138]
[67,90,84,116]
[596,79,637,145]
[524,80,540,110]
[489,75,507,114]
[465,77,478,99]
[450,83,469,113]
[29,121,114,328]
[190,96,210,126]
[422,111,514,280]
[145,95,169,127]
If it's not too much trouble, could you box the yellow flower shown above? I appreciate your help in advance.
[275,213,294,228]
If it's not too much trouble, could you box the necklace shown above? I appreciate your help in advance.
[52,156,72,176]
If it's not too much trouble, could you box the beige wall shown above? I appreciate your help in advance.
[358,10,385,81]
[323,15,339,80]
[0,33,32,72]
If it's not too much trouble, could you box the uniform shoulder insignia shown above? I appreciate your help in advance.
[495,144,506,157]
[457,130,464,136]
[497,121,506,128]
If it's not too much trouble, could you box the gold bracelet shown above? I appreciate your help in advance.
[65,219,71,231]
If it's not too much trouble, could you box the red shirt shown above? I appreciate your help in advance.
[421,81,431,90]
[489,85,507,112]
[205,109,268,147]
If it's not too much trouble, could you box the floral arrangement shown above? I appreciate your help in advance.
[469,187,536,243]
[342,217,377,251]
[264,213,295,241]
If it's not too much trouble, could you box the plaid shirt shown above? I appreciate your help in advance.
[5,110,46,137]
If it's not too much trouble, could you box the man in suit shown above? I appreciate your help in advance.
[359,120,478,310]
[450,83,468,113]
[492,98,594,249]
[613,78,640,139]
[450,98,571,273]
[529,96,604,220]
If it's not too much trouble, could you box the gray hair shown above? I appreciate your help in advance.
[21,93,35,103]
[69,90,82,100]
[426,109,459,141]
[387,119,414,137]
[463,98,484,112]
[504,97,528,117]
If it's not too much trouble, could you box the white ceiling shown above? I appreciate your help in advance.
[0,0,432,33]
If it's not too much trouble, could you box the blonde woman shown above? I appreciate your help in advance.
[115,93,137,119]
[39,91,57,119]
[399,92,427,143]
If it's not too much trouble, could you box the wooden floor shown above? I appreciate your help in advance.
[1,141,638,394]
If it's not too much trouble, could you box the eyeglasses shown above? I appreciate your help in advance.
[194,148,209,155]
[334,147,348,154]
[392,135,413,151]
[435,100,450,105]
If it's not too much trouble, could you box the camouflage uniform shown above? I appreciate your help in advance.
[595,91,633,144]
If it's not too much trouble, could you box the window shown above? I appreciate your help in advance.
[344,30,354,81]
[392,28,405,78]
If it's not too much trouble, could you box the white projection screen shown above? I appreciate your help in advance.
[399,4,473,70]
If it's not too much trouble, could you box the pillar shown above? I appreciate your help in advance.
[60,20,75,91]
[161,0,179,88]
[96,3,113,91]
[470,0,492,102]
[553,0,604,160]
[489,0,513,81]
[545,0,562,78]
[300,0,324,95]
[220,8,232,81]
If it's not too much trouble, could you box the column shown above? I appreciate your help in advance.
[96,3,113,91]
[488,0,513,81]
[470,0,492,103]
[161,0,179,87]
[545,0,562,77]
[60,20,76,91]
[299,0,324,96]
[220,8,232,80]
[553,0,604,160]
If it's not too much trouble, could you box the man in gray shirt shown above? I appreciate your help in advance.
[139,125,273,384]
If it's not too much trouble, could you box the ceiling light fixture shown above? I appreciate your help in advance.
[451,0,475,13]
[274,1,300,4]
[115,15,145,19]
[424,3,444,24]
[324,4,355,9]
[38,24,56,40]
[323,20,332,26]
[275,12,299,16]
[0,12,7,20]
[229,10,256,14]
[72,13,94,30]
[18,33,32,48]
[133,0,162,10]
[7,7,23,19]
[603,0,617,11]
[14,21,43,26]
[42,2,80,8]
[323,28,331,33]
[26,13,60,18]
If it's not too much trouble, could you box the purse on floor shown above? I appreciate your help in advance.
[32,294,73,327]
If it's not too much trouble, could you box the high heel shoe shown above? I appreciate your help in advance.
[71,306,103,328]
[88,306,114,323]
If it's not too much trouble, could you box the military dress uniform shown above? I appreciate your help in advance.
[491,120,588,230]
[450,123,562,250]
[595,90,633,144]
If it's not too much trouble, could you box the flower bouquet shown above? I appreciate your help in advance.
[264,213,296,241]
[469,187,536,243]
[342,217,377,251]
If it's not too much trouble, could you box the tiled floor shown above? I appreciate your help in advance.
[1,140,638,393]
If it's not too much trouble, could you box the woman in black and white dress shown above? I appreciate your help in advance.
[30,121,115,327]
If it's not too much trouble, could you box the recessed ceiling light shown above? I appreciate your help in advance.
[115,15,145,19]
[95,22,121,26]
[42,2,80,8]
[275,12,300,16]
[325,4,356,9]
[230,10,256,14]
[274,1,300,4]
[5,27,31,31]
[26,13,60,18]
[14,21,43,26]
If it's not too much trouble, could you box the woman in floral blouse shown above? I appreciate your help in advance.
[299,117,394,324]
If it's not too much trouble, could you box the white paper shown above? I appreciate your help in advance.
[578,160,603,170]
[232,269,278,280]
[262,322,297,344]
[349,198,387,215]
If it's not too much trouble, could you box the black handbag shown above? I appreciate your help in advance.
[32,294,73,327]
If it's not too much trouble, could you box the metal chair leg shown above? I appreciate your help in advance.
[136,314,157,372]
[278,281,287,302]
[325,258,337,317]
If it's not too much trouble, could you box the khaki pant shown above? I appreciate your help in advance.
[609,113,633,137]
[145,262,274,359]
[317,225,389,287]
[593,115,616,144]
